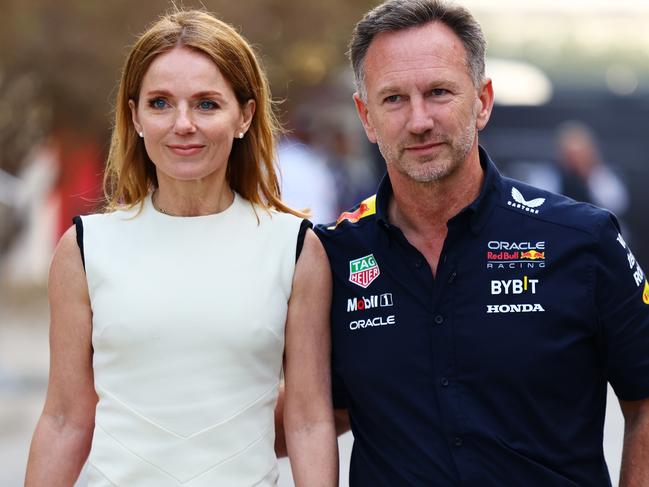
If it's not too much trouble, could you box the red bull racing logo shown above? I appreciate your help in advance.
[486,241,546,269]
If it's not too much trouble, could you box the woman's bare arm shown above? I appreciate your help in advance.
[25,225,97,486]
[283,229,338,487]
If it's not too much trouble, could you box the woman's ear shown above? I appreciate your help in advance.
[129,99,143,135]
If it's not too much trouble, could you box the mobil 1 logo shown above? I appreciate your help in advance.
[347,293,393,312]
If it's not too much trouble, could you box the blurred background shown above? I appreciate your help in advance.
[1,0,648,485]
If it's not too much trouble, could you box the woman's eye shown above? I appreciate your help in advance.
[148,98,168,109]
[198,100,218,110]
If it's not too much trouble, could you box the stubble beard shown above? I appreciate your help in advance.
[379,123,477,184]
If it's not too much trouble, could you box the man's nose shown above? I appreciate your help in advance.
[406,97,434,135]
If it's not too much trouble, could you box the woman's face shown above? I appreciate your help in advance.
[130,46,254,185]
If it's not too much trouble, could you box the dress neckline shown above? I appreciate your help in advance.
[146,191,241,221]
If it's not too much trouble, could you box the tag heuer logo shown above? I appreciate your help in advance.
[349,254,380,288]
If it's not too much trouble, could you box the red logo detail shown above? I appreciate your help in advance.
[487,251,520,260]
[336,203,370,226]
[349,267,380,288]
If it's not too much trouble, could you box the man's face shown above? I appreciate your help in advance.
[354,21,492,183]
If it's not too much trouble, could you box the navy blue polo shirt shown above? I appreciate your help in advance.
[314,147,649,487]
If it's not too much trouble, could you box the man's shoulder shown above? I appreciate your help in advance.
[315,194,379,239]
[314,176,616,242]
[498,176,613,237]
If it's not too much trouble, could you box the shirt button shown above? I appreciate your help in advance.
[447,271,457,284]
[440,377,449,387]
[454,436,463,447]
[434,314,444,325]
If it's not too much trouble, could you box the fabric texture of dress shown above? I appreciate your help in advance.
[80,193,303,486]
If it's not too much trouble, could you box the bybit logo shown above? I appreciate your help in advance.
[490,276,539,295]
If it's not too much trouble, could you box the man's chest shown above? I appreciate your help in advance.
[328,231,598,391]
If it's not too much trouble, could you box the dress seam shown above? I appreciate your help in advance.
[95,380,279,439]
[95,421,275,484]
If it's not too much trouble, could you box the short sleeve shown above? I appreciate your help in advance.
[295,219,313,262]
[72,215,85,270]
[596,213,649,400]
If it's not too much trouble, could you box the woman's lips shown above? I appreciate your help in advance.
[167,144,205,156]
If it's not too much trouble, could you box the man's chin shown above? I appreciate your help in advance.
[401,168,448,184]
[396,159,452,183]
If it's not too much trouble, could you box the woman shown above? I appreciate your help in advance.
[25,10,338,487]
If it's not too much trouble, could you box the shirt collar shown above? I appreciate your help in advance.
[375,145,502,235]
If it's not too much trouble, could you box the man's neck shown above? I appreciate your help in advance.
[385,146,484,276]
[387,150,484,236]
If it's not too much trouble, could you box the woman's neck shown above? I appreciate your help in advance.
[153,176,234,217]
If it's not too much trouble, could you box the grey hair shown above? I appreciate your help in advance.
[349,0,487,100]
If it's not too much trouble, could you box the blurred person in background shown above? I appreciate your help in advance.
[0,151,55,286]
[324,123,380,213]
[556,120,630,219]
[276,0,649,485]
[0,169,23,262]
[25,9,337,487]
[277,116,339,224]
[0,73,54,283]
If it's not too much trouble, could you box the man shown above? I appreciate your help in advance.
[277,1,649,485]
[555,120,630,218]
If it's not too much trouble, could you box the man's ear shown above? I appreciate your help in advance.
[475,78,494,131]
[353,93,377,144]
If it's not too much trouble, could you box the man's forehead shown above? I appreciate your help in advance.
[367,21,467,64]
[363,21,470,87]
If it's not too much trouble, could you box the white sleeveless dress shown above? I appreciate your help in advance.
[80,193,303,486]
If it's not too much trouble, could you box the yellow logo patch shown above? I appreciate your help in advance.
[643,280,649,305]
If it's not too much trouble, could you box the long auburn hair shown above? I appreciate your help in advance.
[103,9,304,217]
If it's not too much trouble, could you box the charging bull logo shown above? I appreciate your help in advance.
[643,280,649,305]
[330,195,376,229]
[521,250,545,260]
[338,203,370,225]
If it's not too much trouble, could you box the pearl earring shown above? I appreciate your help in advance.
[138,132,144,138]
[238,132,244,139]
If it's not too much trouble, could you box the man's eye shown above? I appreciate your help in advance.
[148,98,168,109]
[384,95,402,104]
[431,89,449,96]
[198,100,218,110]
